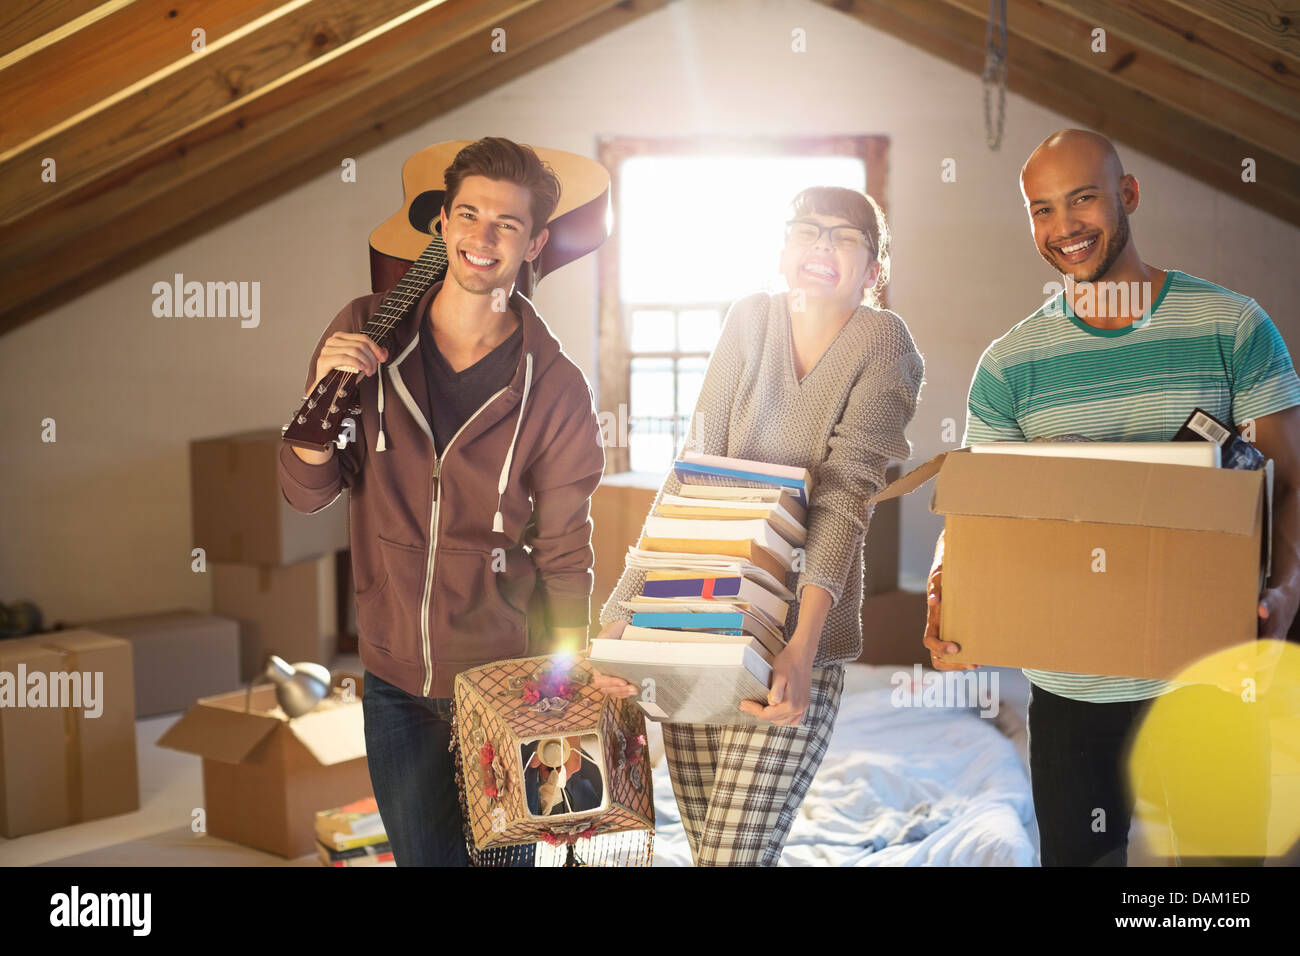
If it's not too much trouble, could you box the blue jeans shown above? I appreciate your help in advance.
[361,669,534,866]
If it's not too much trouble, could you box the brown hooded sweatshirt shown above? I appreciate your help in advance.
[277,280,605,698]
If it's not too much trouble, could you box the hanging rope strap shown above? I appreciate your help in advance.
[983,0,1008,151]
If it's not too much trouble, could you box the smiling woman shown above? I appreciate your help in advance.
[590,182,924,866]
[614,154,870,472]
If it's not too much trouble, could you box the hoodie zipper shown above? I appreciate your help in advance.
[419,384,512,697]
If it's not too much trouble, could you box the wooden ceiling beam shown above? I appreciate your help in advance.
[1034,0,1300,121]
[940,0,1300,161]
[1,0,533,225]
[0,0,285,155]
[0,0,540,254]
[1162,0,1300,59]
[817,0,1300,226]
[0,0,118,61]
[0,0,667,337]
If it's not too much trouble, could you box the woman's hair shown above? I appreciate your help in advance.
[441,137,562,237]
[788,185,891,308]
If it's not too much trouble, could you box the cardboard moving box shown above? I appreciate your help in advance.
[78,610,242,717]
[0,631,139,838]
[857,589,930,667]
[590,474,661,636]
[870,448,1271,681]
[192,428,350,565]
[157,673,370,858]
[212,553,338,681]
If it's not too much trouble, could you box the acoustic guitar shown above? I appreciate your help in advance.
[281,140,610,452]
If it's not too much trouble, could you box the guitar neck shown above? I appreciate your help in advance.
[361,234,448,343]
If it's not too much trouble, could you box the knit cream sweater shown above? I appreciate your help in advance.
[598,290,925,665]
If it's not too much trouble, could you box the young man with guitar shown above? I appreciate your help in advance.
[278,138,605,866]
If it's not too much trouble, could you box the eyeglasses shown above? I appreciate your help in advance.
[785,219,873,254]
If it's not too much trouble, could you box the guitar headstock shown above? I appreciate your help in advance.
[281,368,364,452]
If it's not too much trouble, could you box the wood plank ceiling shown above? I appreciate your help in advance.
[815,0,1300,225]
[0,0,666,337]
[1,1,1296,336]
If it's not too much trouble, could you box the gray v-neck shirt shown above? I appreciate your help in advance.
[599,291,925,665]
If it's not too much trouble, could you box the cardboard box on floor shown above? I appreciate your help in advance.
[0,631,139,838]
[157,672,370,858]
[191,428,350,565]
[590,473,661,636]
[869,448,1271,681]
[77,610,242,717]
[212,553,338,681]
[857,589,930,667]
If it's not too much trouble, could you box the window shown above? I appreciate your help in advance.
[597,136,888,474]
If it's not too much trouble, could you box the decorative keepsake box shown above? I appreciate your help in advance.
[452,655,654,865]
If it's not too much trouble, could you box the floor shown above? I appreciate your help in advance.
[0,655,374,867]
[2,651,1283,866]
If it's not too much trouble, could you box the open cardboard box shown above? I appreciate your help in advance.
[157,672,371,858]
[870,448,1272,681]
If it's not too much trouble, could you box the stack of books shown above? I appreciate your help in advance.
[589,452,813,724]
[315,796,395,867]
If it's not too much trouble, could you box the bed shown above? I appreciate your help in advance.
[646,663,1040,866]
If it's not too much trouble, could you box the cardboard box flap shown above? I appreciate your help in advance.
[156,701,282,764]
[0,630,130,666]
[288,703,367,766]
[867,450,963,505]
[933,452,1263,534]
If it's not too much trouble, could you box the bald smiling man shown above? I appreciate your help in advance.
[923,129,1300,866]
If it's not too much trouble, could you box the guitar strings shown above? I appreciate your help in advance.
[308,242,450,439]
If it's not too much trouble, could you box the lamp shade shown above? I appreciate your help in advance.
[264,655,331,718]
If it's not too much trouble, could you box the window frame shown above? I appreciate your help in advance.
[595,134,890,474]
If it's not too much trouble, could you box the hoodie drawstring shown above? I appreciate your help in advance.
[492,351,533,533]
[375,362,388,452]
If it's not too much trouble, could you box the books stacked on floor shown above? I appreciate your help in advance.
[315,796,394,867]
[589,452,812,725]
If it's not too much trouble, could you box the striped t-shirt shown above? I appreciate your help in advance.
[963,269,1300,703]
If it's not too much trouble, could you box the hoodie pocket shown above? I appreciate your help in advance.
[433,546,534,663]
[354,534,428,664]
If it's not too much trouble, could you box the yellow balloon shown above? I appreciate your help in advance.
[1128,640,1300,862]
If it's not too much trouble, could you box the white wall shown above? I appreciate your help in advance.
[5,0,1297,620]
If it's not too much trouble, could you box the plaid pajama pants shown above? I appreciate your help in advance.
[661,664,845,866]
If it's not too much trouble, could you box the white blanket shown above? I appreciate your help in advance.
[650,664,1039,866]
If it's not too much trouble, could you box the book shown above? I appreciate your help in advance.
[620,623,777,663]
[970,441,1220,467]
[315,795,385,847]
[316,838,392,861]
[1174,408,1265,471]
[673,484,808,525]
[636,536,789,584]
[627,548,794,600]
[621,587,785,632]
[322,830,391,852]
[642,516,796,569]
[628,609,785,654]
[674,452,813,508]
[317,839,396,867]
[639,573,789,624]
[588,637,772,725]
[655,494,806,545]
